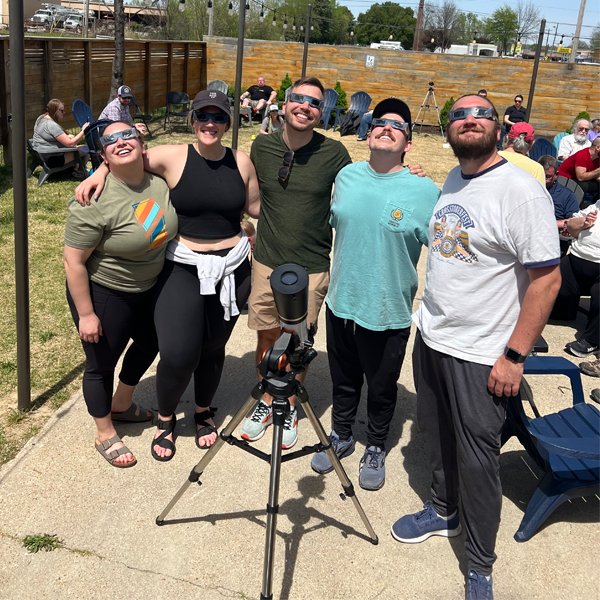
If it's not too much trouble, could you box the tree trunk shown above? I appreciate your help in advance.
[109,0,125,102]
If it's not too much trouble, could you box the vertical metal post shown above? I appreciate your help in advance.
[525,19,545,123]
[9,0,31,412]
[231,0,246,150]
[84,0,89,38]
[301,4,311,78]
[208,5,214,36]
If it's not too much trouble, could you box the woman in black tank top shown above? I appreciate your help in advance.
[76,90,260,462]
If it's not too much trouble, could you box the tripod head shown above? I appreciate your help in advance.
[428,81,435,91]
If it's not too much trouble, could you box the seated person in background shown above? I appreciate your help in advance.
[558,118,591,160]
[503,94,526,133]
[558,138,600,202]
[588,118,600,142]
[356,110,373,142]
[32,99,89,180]
[260,104,285,134]
[99,85,147,136]
[241,76,277,115]
[550,201,599,359]
[540,155,580,256]
[498,122,545,185]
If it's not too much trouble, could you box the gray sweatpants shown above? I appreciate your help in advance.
[413,331,508,575]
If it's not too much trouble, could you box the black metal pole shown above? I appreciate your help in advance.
[301,4,311,78]
[9,0,31,412]
[525,19,546,122]
[231,0,247,150]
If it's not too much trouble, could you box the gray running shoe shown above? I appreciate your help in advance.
[311,430,355,474]
[359,445,386,490]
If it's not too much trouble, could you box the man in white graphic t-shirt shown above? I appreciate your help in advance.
[390,94,562,600]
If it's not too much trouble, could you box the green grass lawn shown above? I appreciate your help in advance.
[0,117,452,465]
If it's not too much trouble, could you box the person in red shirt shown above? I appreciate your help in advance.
[558,138,600,201]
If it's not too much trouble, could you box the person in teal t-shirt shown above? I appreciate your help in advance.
[311,98,441,491]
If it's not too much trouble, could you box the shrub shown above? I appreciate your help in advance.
[227,84,246,100]
[439,96,455,130]
[277,74,293,102]
[566,111,590,134]
[334,81,347,109]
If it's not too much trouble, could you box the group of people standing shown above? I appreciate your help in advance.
[69,77,566,600]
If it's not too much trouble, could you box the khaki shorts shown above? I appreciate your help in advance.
[248,259,330,333]
[248,99,264,108]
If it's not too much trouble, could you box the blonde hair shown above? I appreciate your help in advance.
[45,99,64,123]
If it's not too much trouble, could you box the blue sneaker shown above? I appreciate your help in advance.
[466,570,494,600]
[358,446,386,490]
[311,430,355,474]
[390,501,462,543]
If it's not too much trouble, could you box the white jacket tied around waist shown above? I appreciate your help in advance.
[165,234,250,321]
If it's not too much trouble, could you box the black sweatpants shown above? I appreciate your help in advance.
[326,306,411,449]
[67,280,159,419]
[153,251,251,417]
[413,331,508,576]
[551,253,599,346]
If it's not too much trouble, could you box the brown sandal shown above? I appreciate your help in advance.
[95,434,137,468]
[111,402,154,423]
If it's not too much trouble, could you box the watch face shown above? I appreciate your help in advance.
[505,346,525,363]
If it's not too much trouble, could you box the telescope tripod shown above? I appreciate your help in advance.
[413,84,444,137]
[156,332,378,600]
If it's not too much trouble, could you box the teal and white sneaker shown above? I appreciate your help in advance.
[241,399,273,442]
[282,406,298,449]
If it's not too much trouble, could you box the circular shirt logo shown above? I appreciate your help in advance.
[441,236,455,258]
[391,208,403,221]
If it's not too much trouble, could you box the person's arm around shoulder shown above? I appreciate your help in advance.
[488,264,562,397]
[233,149,260,218]
[63,246,102,343]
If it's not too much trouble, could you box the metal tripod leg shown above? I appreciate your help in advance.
[429,89,445,137]
[412,89,432,132]
[260,398,287,600]
[297,386,379,545]
[156,383,264,525]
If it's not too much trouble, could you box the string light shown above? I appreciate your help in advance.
[259,3,264,22]
[272,10,276,26]
[283,14,288,29]
[292,17,296,31]
[207,0,213,15]
[178,0,185,12]
[228,1,233,15]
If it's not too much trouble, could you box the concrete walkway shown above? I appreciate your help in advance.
[1,254,599,600]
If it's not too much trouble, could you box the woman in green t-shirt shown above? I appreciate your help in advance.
[64,122,178,468]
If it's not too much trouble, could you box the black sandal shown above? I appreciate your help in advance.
[151,414,177,462]
[194,407,218,450]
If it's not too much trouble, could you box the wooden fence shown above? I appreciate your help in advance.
[0,37,207,164]
[206,36,599,137]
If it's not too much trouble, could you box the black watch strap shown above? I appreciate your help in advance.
[504,345,527,364]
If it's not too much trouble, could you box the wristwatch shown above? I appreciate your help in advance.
[504,346,527,364]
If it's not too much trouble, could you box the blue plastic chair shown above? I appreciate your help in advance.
[529,137,556,162]
[72,99,94,128]
[333,91,372,132]
[553,132,568,155]
[502,355,599,542]
[321,88,339,131]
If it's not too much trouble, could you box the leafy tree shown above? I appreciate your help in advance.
[334,81,347,108]
[439,96,454,130]
[422,0,461,52]
[355,3,416,49]
[454,12,489,45]
[485,5,519,55]
[591,23,600,51]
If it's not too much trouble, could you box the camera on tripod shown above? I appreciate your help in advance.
[429,81,435,90]
[259,263,317,380]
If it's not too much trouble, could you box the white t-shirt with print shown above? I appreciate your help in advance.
[413,159,561,366]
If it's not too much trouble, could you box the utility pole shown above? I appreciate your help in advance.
[550,23,559,56]
[208,0,214,36]
[569,0,586,66]
[83,0,89,38]
[301,4,311,78]
[412,0,424,51]
[525,19,545,122]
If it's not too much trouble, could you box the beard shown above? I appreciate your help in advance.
[574,131,588,143]
[447,123,498,161]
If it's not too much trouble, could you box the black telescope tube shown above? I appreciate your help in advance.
[270,264,309,325]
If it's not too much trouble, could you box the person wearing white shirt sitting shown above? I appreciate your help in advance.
[558,118,592,160]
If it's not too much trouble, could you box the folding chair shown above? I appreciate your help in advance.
[130,96,153,138]
[26,139,88,186]
[164,92,190,135]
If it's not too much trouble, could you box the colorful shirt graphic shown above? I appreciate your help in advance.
[133,198,168,249]
[430,203,478,263]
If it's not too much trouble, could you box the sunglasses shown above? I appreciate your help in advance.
[448,107,496,122]
[99,127,139,146]
[193,111,229,124]
[288,93,324,109]
[371,118,410,132]
[278,150,294,183]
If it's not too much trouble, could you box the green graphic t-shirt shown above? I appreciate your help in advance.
[65,172,178,292]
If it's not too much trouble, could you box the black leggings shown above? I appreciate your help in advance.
[67,280,159,419]
[153,251,251,417]
[551,253,599,345]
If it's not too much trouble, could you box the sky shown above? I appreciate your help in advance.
[338,0,599,45]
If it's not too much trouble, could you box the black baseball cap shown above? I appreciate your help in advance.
[372,98,412,138]
[191,90,232,118]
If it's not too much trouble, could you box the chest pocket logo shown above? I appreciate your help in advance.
[380,201,412,233]
[133,198,168,249]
